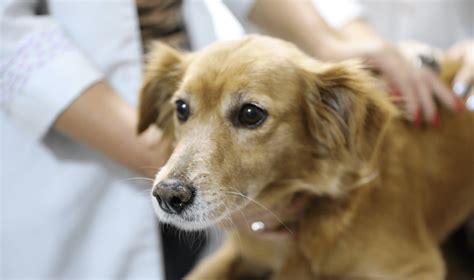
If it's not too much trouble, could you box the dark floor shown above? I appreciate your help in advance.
[443,225,474,280]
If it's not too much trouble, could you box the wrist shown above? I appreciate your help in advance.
[309,37,368,61]
[308,36,346,61]
[312,37,390,62]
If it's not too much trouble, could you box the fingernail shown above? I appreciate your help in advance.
[390,96,403,103]
[454,98,466,112]
[466,95,474,111]
[413,110,421,128]
[431,113,440,128]
[452,82,468,97]
[390,88,401,97]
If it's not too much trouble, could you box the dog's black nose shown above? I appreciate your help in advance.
[152,179,194,214]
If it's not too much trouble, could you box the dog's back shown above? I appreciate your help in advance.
[383,60,474,242]
[293,60,474,278]
[395,108,474,242]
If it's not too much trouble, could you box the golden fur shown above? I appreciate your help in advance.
[138,35,474,279]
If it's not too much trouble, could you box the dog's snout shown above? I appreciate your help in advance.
[152,180,195,214]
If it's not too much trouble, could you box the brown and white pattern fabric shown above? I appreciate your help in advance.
[136,0,189,52]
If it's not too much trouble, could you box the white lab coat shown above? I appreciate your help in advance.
[1,0,163,278]
[183,0,472,51]
[183,0,362,50]
[359,0,473,48]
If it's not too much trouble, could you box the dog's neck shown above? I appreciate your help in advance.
[251,173,375,237]
[289,128,395,241]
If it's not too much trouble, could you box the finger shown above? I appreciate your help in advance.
[373,55,420,123]
[426,71,461,112]
[397,75,421,126]
[385,87,404,106]
[383,62,420,123]
[389,95,404,102]
[452,64,473,98]
[466,88,474,111]
[415,73,437,126]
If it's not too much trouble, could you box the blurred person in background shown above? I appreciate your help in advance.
[1,0,172,278]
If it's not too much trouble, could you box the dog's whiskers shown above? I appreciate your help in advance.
[117,177,155,183]
[197,188,289,233]
[138,165,163,171]
[220,201,243,248]
[224,191,293,234]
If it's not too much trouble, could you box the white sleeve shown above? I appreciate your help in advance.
[222,0,362,30]
[222,0,255,22]
[311,0,363,29]
[0,0,104,140]
[183,0,246,50]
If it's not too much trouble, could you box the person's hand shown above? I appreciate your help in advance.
[337,20,462,126]
[359,41,460,127]
[445,40,474,110]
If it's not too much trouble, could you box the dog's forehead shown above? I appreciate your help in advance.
[181,37,301,103]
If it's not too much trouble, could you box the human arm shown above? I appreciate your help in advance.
[1,0,170,177]
[231,0,460,125]
[247,0,341,59]
[53,81,171,177]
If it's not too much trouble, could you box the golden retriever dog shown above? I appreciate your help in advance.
[137,35,474,279]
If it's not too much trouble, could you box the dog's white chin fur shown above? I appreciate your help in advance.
[150,196,225,231]
[161,218,215,231]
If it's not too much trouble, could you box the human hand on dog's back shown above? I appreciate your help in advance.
[359,40,463,127]
[248,0,461,127]
[325,20,463,128]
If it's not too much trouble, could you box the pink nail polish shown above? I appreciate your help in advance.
[390,88,401,97]
[431,113,440,128]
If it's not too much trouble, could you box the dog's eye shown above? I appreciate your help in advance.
[175,100,189,122]
[238,104,267,128]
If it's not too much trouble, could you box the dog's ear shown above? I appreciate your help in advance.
[300,60,398,162]
[137,42,185,134]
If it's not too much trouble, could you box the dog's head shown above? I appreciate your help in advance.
[138,36,396,230]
